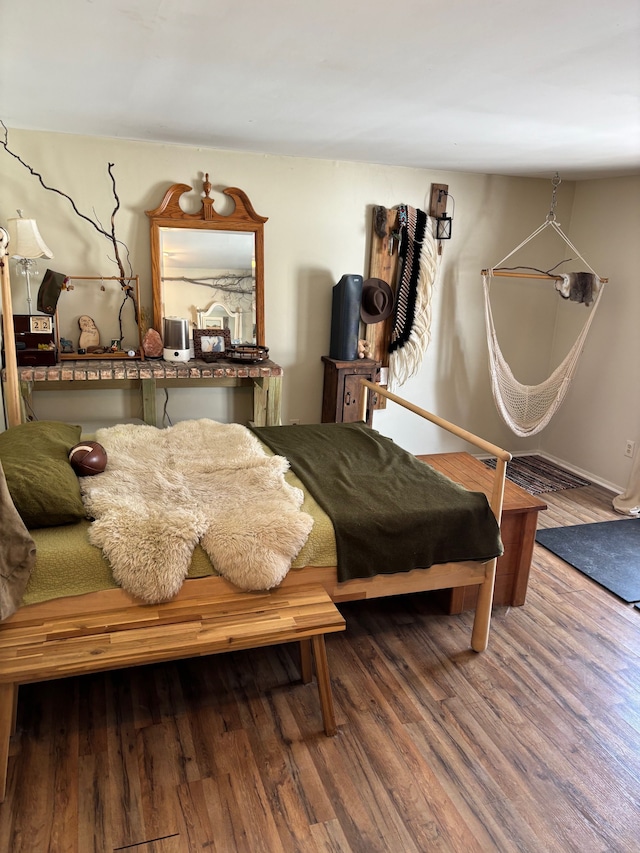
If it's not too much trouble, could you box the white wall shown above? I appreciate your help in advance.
[542,175,640,491]
[2,128,636,490]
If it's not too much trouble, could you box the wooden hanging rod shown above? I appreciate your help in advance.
[64,275,138,281]
[481,269,608,284]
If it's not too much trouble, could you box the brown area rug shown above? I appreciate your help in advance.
[483,454,591,496]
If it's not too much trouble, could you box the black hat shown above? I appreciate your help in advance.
[360,278,394,324]
[37,269,68,315]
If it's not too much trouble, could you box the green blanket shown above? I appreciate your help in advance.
[251,422,503,583]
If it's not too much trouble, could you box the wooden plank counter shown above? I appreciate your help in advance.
[11,358,283,427]
[417,452,547,613]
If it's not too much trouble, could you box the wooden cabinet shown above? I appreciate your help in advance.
[321,356,380,426]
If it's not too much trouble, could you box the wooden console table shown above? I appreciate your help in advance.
[11,358,283,427]
[418,452,547,613]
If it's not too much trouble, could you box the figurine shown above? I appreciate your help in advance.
[357,339,371,359]
[60,337,74,353]
[78,315,100,352]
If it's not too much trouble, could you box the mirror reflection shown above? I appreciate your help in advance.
[146,177,267,353]
[160,228,256,344]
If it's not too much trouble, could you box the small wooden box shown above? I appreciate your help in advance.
[321,356,380,426]
[12,315,57,367]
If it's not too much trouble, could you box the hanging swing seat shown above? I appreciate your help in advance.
[482,217,606,437]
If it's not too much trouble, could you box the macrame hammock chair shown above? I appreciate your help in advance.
[482,217,606,438]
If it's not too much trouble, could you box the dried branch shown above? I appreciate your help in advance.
[0,120,138,337]
[495,259,573,277]
[162,274,254,296]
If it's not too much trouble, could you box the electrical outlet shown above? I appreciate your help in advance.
[625,440,636,458]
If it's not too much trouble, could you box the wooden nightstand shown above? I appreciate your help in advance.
[321,356,380,426]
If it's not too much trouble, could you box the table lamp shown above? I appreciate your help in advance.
[7,210,53,315]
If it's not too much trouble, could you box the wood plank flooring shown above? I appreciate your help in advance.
[0,483,638,852]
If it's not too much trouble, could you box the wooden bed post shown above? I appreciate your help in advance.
[359,379,511,652]
[0,241,22,428]
[358,381,369,422]
[470,558,498,652]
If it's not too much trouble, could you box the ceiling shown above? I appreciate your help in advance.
[2,1,639,180]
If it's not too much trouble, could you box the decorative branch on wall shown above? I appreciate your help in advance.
[0,120,138,343]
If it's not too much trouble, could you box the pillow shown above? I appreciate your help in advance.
[0,421,86,529]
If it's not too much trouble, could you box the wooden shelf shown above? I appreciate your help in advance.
[8,358,284,427]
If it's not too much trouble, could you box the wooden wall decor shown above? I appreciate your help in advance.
[364,193,445,408]
[429,183,449,255]
[364,206,400,409]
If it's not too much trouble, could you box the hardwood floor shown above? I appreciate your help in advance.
[1,484,638,852]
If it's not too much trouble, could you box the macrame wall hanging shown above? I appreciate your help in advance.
[387,204,439,389]
[482,175,607,437]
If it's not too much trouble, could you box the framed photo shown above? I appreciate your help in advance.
[193,328,231,361]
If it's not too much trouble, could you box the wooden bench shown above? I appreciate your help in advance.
[0,583,345,802]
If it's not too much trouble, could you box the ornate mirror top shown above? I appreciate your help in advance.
[146,173,268,225]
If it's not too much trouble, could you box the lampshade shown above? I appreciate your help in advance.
[7,215,54,260]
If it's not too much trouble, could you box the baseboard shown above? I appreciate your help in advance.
[475,450,623,495]
[535,451,623,495]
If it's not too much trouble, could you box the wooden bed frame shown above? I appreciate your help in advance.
[0,381,511,802]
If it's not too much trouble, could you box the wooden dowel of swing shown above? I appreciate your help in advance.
[358,379,509,523]
[359,380,511,463]
[481,269,608,283]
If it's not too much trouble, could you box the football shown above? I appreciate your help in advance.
[68,441,108,476]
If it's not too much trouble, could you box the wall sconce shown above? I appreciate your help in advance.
[435,190,455,240]
[7,210,54,315]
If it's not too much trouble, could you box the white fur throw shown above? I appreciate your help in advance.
[79,420,314,603]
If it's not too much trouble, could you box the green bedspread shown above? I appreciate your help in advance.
[252,422,503,583]
[22,464,337,607]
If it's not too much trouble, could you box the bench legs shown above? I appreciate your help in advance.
[299,639,313,684]
[0,682,15,803]
[0,637,339,806]
[299,637,338,736]
[311,636,338,736]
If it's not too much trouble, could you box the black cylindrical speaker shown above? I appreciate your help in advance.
[329,274,363,361]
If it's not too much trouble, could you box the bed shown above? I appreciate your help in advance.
[0,380,510,801]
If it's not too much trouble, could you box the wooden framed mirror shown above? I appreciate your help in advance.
[146,175,267,348]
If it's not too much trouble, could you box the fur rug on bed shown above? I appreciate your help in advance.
[79,420,314,604]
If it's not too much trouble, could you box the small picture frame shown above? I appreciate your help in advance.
[193,328,231,361]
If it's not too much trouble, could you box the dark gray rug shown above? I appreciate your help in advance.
[483,455,590,495]
[536,519,640,603]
